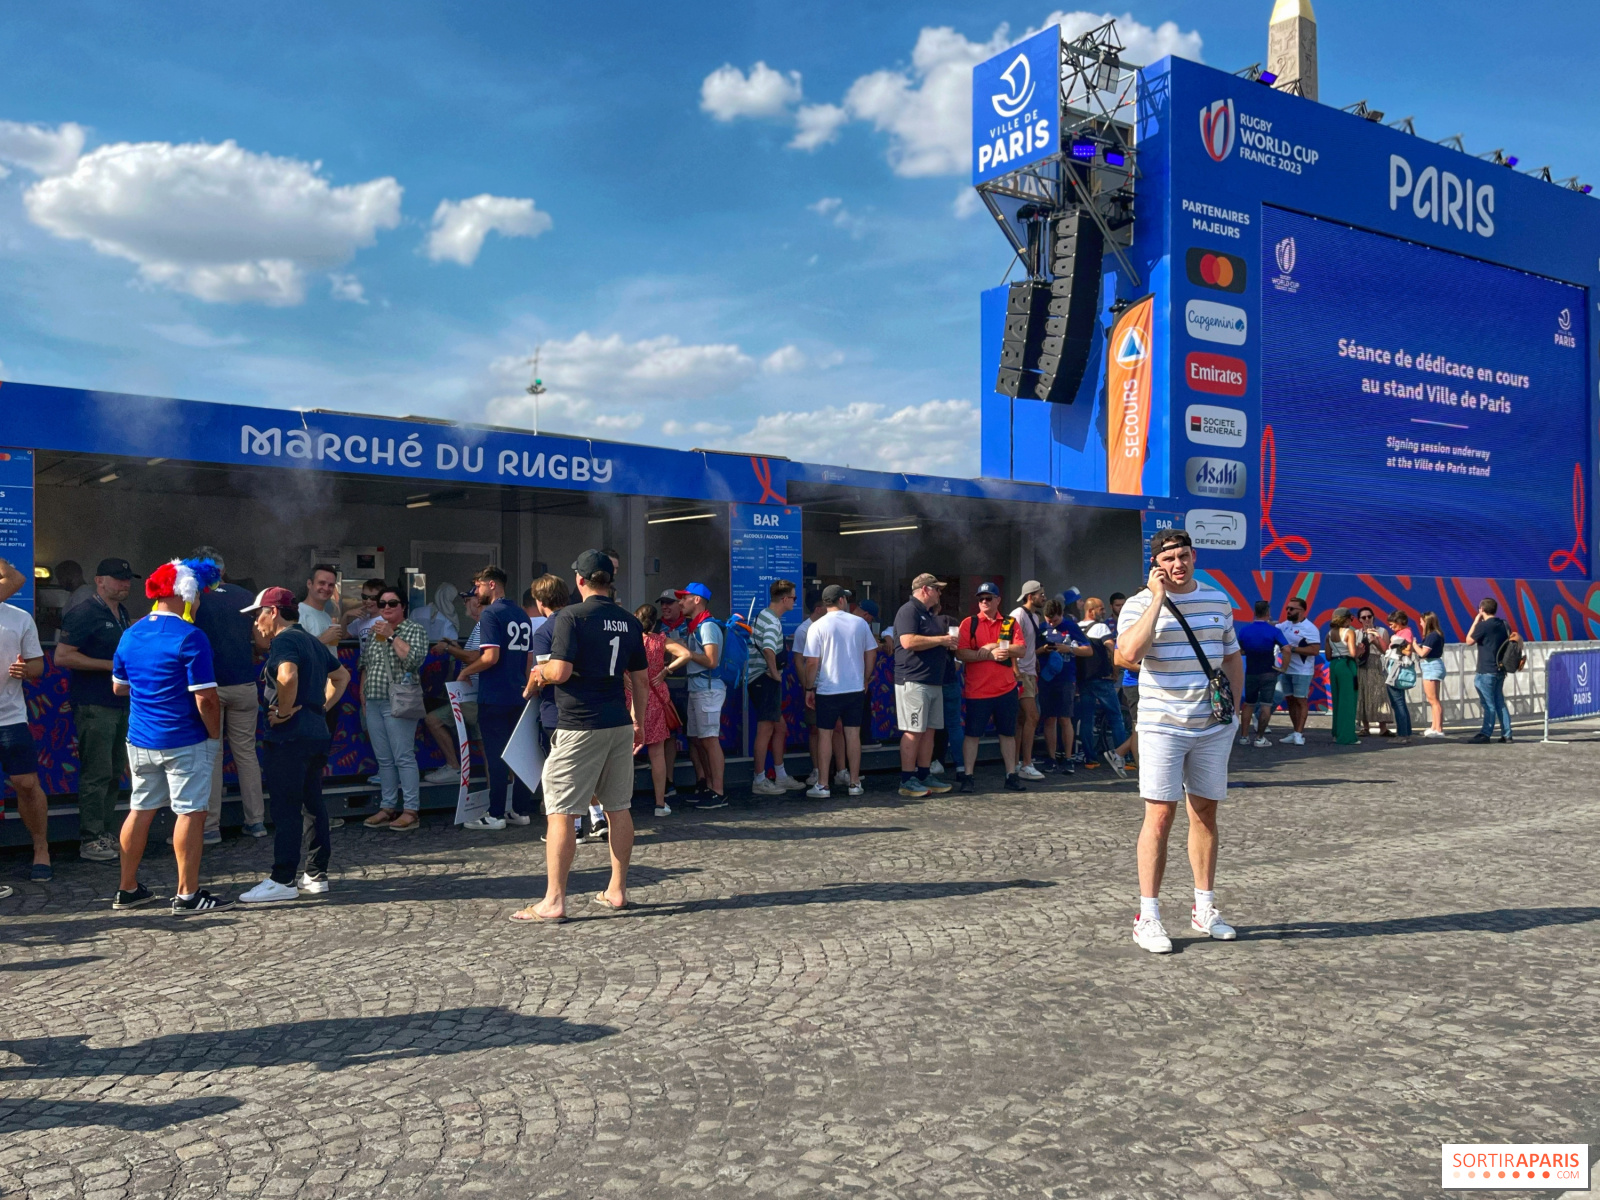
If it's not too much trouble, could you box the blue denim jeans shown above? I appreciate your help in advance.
[1076,679,1129,755]
[366,698,421,812]
[1474,671,1511,738]
[1386,684,1413,738]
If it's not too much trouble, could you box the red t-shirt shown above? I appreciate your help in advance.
[960,612,1019,700]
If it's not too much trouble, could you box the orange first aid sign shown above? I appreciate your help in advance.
[1106,295,1154,495]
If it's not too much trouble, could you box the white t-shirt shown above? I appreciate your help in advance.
[1278,619,1321,676]
[298,602,333,637]
[803,609,877,695]
[1009,607,1041,675]
[0,603,44,727]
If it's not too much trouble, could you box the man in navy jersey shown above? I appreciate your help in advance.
[512,551,649,923]
[458,565,535,831]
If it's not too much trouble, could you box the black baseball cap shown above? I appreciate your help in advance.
[572,549,612,577]
[821,583,853,604]
[95,557,139,580]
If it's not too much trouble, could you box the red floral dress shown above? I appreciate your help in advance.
[630,631,672,748]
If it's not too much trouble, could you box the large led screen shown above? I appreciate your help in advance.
[1259,207,1590,580]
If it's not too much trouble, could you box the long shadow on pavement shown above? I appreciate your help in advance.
[0,1095,242,1133]
[629,877,1055,919]
[0,1005,614,1081]
[0,955,106,972]
[1240,906,1600,940]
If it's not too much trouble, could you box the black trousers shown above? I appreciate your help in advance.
[479,703,534,818]
[264,738,330,885]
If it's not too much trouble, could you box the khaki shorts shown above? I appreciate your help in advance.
[542,725,636,814]
[894,682,944,732]
[1018,671,1038,701]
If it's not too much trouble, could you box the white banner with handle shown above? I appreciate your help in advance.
[446,682,490,826]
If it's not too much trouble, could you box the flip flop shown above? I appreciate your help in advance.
[508,906,566,924]
[593,893,629,912]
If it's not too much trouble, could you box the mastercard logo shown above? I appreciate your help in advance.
[1185,246,1247,294]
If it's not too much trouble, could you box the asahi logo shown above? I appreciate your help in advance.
[1185,456,1247,499]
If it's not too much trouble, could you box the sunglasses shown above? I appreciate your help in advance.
[978,595,998,603]
[378,599,403,609]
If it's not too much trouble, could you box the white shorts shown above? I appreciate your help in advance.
[687,683,726,739]
[1138,721,1235,804]
[894,682,944,732]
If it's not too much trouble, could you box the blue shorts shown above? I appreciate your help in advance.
[0,722,38,778]
[128,739,218,816]
[1243,673,1278,705]
[1277,672,1312,700]
[1038,676,1075,720]
[1421,659,1446,682]
[965,690,1020,738]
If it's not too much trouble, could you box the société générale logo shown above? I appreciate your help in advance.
[1201,98,1320,173]
[991,52,1036,117]
[1185,247,1247,293]
[1113,323,1149,368]
[1199,99,1235,162]
[1271,235,1300,294]
[1555,307,1577,348]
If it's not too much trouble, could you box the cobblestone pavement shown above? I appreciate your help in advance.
[3,722,1598,1199]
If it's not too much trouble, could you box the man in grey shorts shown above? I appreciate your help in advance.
[512,550,649,923]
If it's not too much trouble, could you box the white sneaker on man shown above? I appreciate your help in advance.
[239,878,299,905]
[1279,731,1303,746]
[1133,915,1173,954]
[297,872,331,895]
[751,776,785,797]
[928,761,945,776]
[1252,736,1271,748]
[805,783,831,799]
[847,782,864,797]
[805,769,820,787]
[423,765,458,784]
[1017,763,1046,781]
[834,770,852,787]
[462,814,506,831]
[503,811,532,827]
[1192,905,1237,940]
[1237,734,1251,746]
[776,772,808,791]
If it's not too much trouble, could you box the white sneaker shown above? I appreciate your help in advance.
[847,782,864,797]
[1192,905,1237,940]
[776,772,808,791]
[462,814,506,831]
[297,872,331,895]
[367,774,382,785]
[1279,732,1302,746]
[1237,734,1251,746]
[834,770,851,787]
[1422,729,1445,738]
[654,804,672,817]
[423,765,458,784]
[1252,736,1271,748]
[1017,763,1046,780]
[805,770,820,786]
[503,811,532,827]
[239,877,299,905]
[751,776,785,796]
[928,761,945,776]
[1133,915,1173,954]
[806,783,831,799]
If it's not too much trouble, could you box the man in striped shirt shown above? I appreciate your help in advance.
[1116,528,1243,954]
[749,579,804,796]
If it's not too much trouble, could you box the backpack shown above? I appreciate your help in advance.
[709,616,752,686]
[1496,636,1526,674]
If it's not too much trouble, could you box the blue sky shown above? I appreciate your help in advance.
[2,2,1597,476]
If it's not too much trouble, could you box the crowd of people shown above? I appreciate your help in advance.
[0,532,1533,938]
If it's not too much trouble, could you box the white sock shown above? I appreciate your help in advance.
[1195,888,1214,911]
[1139,896,1160,922]
[177,892,196,902]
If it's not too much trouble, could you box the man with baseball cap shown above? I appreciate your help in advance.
[676,582,728,808]
[55,557,139,863]
[956,582,1025,791]
[238,587,351,904]
[1010,580,1049,780]
[893,573,957,798]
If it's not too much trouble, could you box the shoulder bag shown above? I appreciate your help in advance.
[387,624,426,720]
[1162,597,1236,724]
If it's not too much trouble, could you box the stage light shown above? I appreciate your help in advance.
[1506,156,1519,167]
[839,523,918,536]
[33,566,50,579]
[1070,142,1097,160]
[97,472,119,483]
[1257,70,1278,85]
[405,499,431,509]
[1584,185,1594,195]
[646,511,716,525]
[1104,149,1126,167]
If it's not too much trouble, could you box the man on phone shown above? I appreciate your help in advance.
[1275,597,1321,746]
[1116,529,1243,954]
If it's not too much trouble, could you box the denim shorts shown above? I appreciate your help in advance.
[1421,659,1446,682]
[1277,672,1313,700]
[128,739,218,816]
[0,722,38,778]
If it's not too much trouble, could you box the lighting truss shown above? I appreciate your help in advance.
[974,18,1142,286]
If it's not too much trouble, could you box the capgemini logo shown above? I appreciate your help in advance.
[991,53,1036,118]
[1199,99,1236,162]
[1275,236,1297,275]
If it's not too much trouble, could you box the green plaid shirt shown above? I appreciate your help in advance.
[359,618,427,701]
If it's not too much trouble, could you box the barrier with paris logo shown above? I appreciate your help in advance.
[1542,647,1600,743]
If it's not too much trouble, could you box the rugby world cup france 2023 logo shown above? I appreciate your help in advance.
[1200,99,1236,163]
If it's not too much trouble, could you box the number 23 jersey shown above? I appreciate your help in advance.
[548,593,649,730]
[476,597,534,707]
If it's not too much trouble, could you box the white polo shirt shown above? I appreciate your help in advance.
[0,603,43,727]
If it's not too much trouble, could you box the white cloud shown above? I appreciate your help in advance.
[728,399,980,474]
[789,103,848,151]
[482,331,757,437]
[700,62,803,121]
[663,419,734,438]
[329,273,367,303]
[426,194,552,266]
[0,120,86,176]
[147,323,248,348]
[808,195,866,236]
[761,344,807,374]
[24,138,401,305]
[952,188,984,219]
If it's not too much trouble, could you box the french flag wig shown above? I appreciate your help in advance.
[146,557,223,620]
